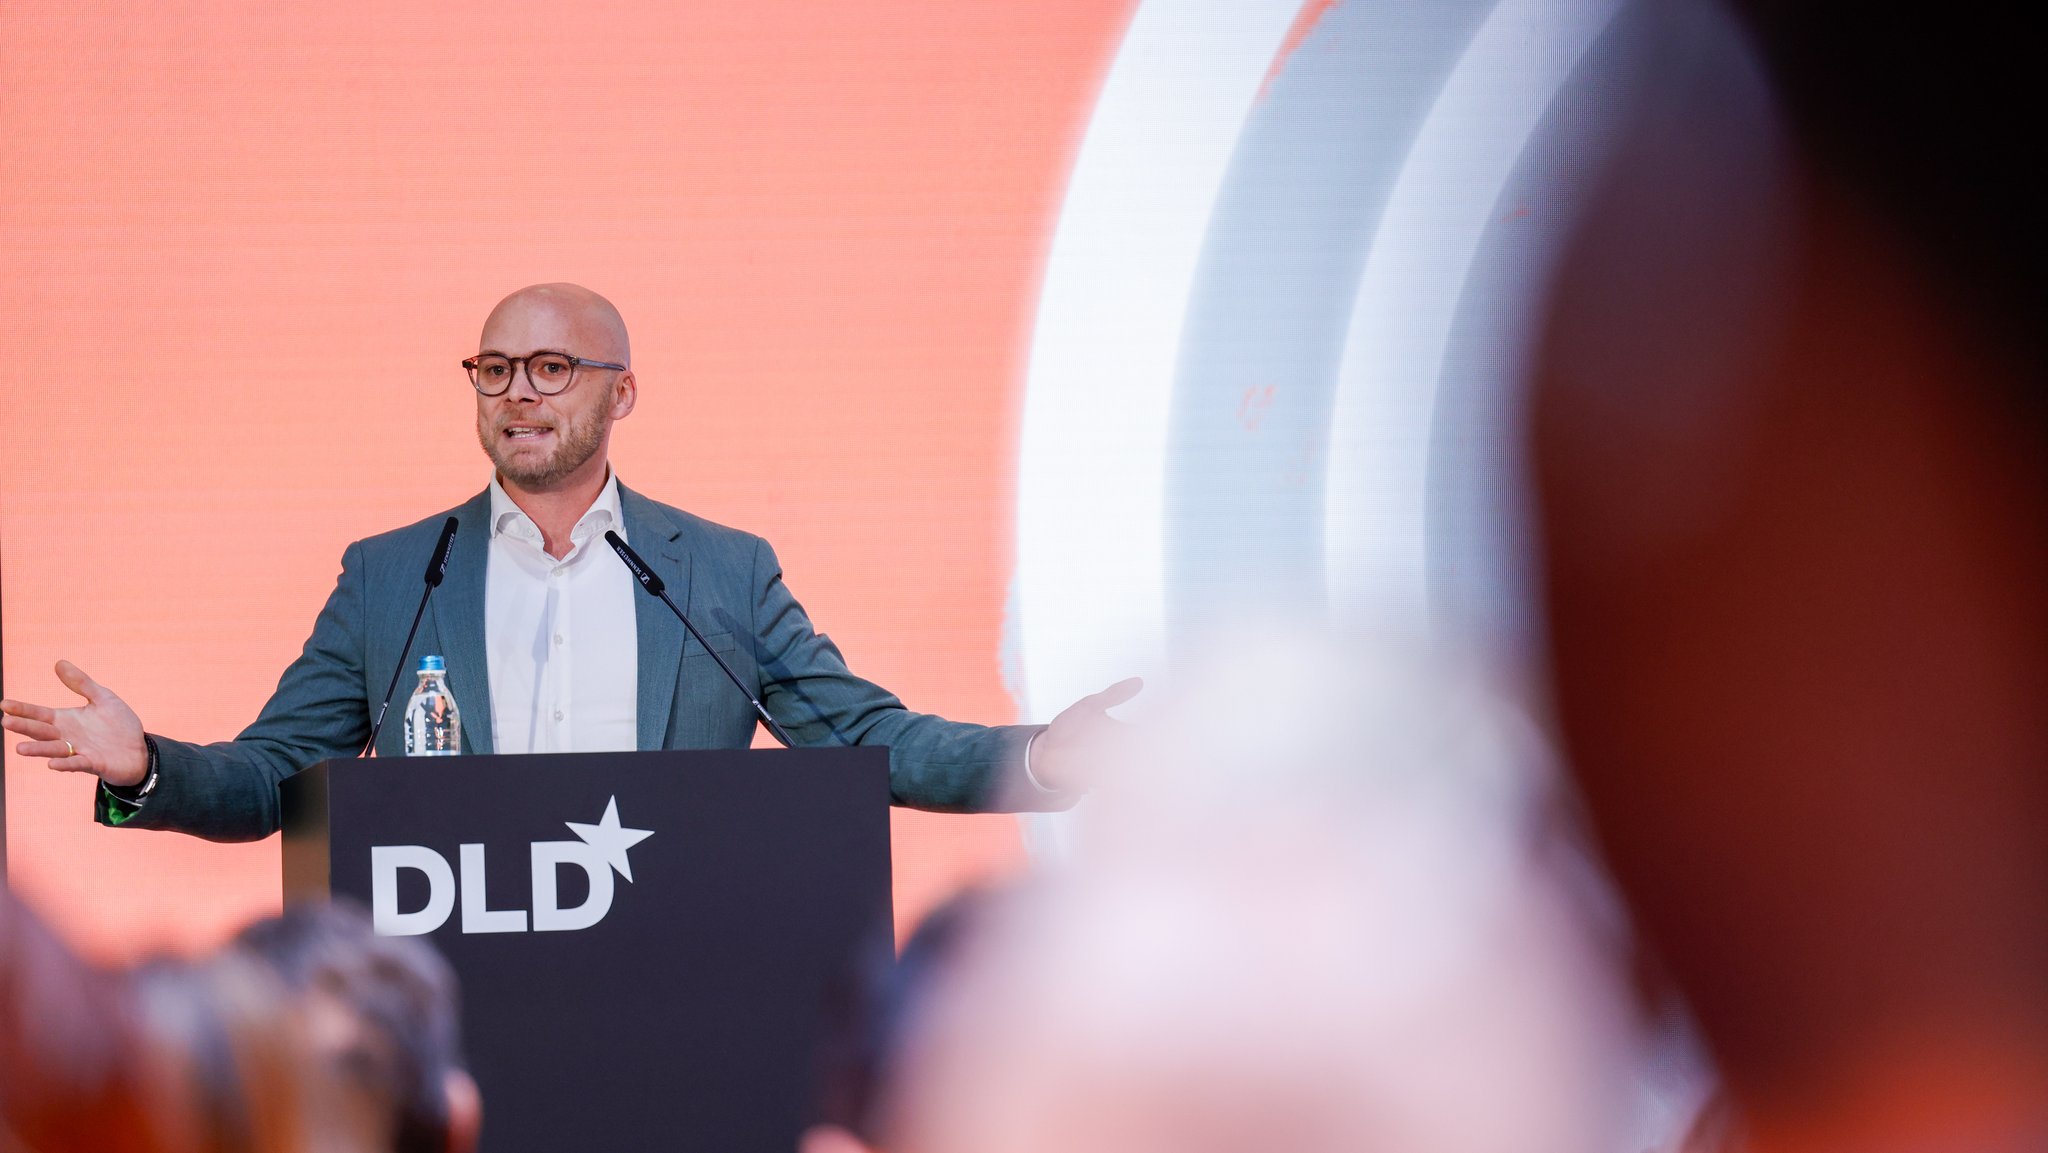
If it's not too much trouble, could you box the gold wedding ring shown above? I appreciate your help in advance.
[63,740,75,758]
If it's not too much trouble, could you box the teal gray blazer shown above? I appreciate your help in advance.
[107,485,1054,841]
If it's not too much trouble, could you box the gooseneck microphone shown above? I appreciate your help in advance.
[604,529,794,747]
[362,516,459,756]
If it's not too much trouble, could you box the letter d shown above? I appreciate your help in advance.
[530,840,615,932]
[372,845,456,936]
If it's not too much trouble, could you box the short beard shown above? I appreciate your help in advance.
[479,384,611,490]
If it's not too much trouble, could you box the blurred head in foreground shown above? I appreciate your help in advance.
[232,902,479,1153]
[878,628,1648,1153]
[801,889,1008,1153]
[7,893,447,1153]
[131,953,363,1153]
[1530,1,2048,1148]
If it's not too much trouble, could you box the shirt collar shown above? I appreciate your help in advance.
[488,469,625,545]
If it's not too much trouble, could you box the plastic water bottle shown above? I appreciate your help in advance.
[403,655,461,756]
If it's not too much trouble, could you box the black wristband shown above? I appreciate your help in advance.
[104,735,160,803]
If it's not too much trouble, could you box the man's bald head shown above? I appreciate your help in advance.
[480,283,631,366]
[473,283,638,498]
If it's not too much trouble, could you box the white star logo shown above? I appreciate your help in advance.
[565,797,655,882]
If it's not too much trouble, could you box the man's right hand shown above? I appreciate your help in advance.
[0,660,149,788]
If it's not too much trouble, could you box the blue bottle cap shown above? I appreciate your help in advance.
[418,654,446,673]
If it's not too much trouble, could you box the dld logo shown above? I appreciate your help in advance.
[371,797,654,936]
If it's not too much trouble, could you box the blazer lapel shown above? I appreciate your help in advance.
[430,490,496,756]
[622,484,690,750]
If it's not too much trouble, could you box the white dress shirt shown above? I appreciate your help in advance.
[485,472,639,754]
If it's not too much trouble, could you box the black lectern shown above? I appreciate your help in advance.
[280,748,893,1153]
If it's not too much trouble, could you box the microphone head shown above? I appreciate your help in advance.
[604,529,665,595]
[424,517,458,587]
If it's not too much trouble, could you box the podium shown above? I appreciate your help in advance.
[280,748,893,1153]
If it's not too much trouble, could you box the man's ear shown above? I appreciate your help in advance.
[610,371,637,420]
[444,1069,482,1153]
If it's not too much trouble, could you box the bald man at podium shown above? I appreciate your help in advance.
[3,283,1136,841]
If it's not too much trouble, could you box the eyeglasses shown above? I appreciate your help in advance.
[462,351,627,397]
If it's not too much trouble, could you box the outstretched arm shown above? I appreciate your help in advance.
[746,537,1139,811]
[5,539,378,841]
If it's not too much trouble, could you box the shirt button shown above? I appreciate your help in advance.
[553,634,564,646]
[553,709,564,722]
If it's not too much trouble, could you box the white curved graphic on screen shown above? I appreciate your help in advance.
[1322,0,1621,630]
[1013,0,1307,722]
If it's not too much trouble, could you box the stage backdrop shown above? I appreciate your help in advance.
[0,0,1138,959]
[4,0,1632,959]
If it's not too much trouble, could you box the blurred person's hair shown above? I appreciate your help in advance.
[805,889,1005,1152]
[132,951,361,1153]
[231,901,475,1153]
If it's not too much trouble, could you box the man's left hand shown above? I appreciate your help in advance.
[1029,677,1143,793]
